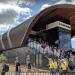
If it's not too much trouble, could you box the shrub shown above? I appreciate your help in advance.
[0,54,7,62]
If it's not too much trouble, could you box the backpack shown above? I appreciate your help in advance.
[3,64,9,72]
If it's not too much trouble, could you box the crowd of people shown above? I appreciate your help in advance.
[0,37,75,75]
[27,38,64,58]
[27,38,75,75]
[1,56,21,75]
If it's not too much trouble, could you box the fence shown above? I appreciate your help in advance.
[1,72,75,75]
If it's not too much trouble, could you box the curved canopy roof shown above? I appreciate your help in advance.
[0,4,75,51]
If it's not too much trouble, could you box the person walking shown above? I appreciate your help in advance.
[15,57,21,73]
[1,60,9,75]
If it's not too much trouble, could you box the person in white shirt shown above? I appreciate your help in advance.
[48,46,53,56]
[53,47,57,56]
[44,42,49,54]
[40,41,46,54]
[57,49,61,59]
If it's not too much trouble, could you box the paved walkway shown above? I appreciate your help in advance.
[0,64,52,75]
[1,65,75,75]
[0,64,49,73]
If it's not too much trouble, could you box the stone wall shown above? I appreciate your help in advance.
[3,47,48,69]
[3,47,31,64]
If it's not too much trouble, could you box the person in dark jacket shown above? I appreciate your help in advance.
[1,61,9,75]
[15,57,21,72]
[28,62,31,69]
[68,54,75,71]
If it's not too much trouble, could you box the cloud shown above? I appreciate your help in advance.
[0,24,11,35]
[18,0,35,5]
[40,3,51,10]
[40,0,75,11]
[0,0,35,5]
[0,0,33,35]
[0,3,32,24]
[55,0,67,4]
[55,0,75,5]
[0,0,18,5]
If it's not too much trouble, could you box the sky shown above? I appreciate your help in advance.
[0,0,75,48]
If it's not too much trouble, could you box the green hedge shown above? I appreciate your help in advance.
[0,54,7,62]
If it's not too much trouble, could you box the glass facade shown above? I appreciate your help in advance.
[58,27,72,50]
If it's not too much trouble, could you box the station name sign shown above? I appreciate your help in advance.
[46,21,71,30]
[59,21,71,30]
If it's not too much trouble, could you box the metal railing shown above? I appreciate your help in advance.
[1,72,75,75]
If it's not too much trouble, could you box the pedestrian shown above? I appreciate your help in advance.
[1,60,9,75]
[27,62,32,72]
[48,58,58,75]
[68,54,75,71]
[60,57,68,75]
[15,57,21,73]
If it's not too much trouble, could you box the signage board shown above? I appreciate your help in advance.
[46,21,71,30]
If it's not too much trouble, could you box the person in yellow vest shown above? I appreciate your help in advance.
[48,58,58,75]
[59,57,68,75]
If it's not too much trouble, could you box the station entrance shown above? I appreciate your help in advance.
[29,21,72,50]
[46,21,72,50]
[27,21,72,68]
